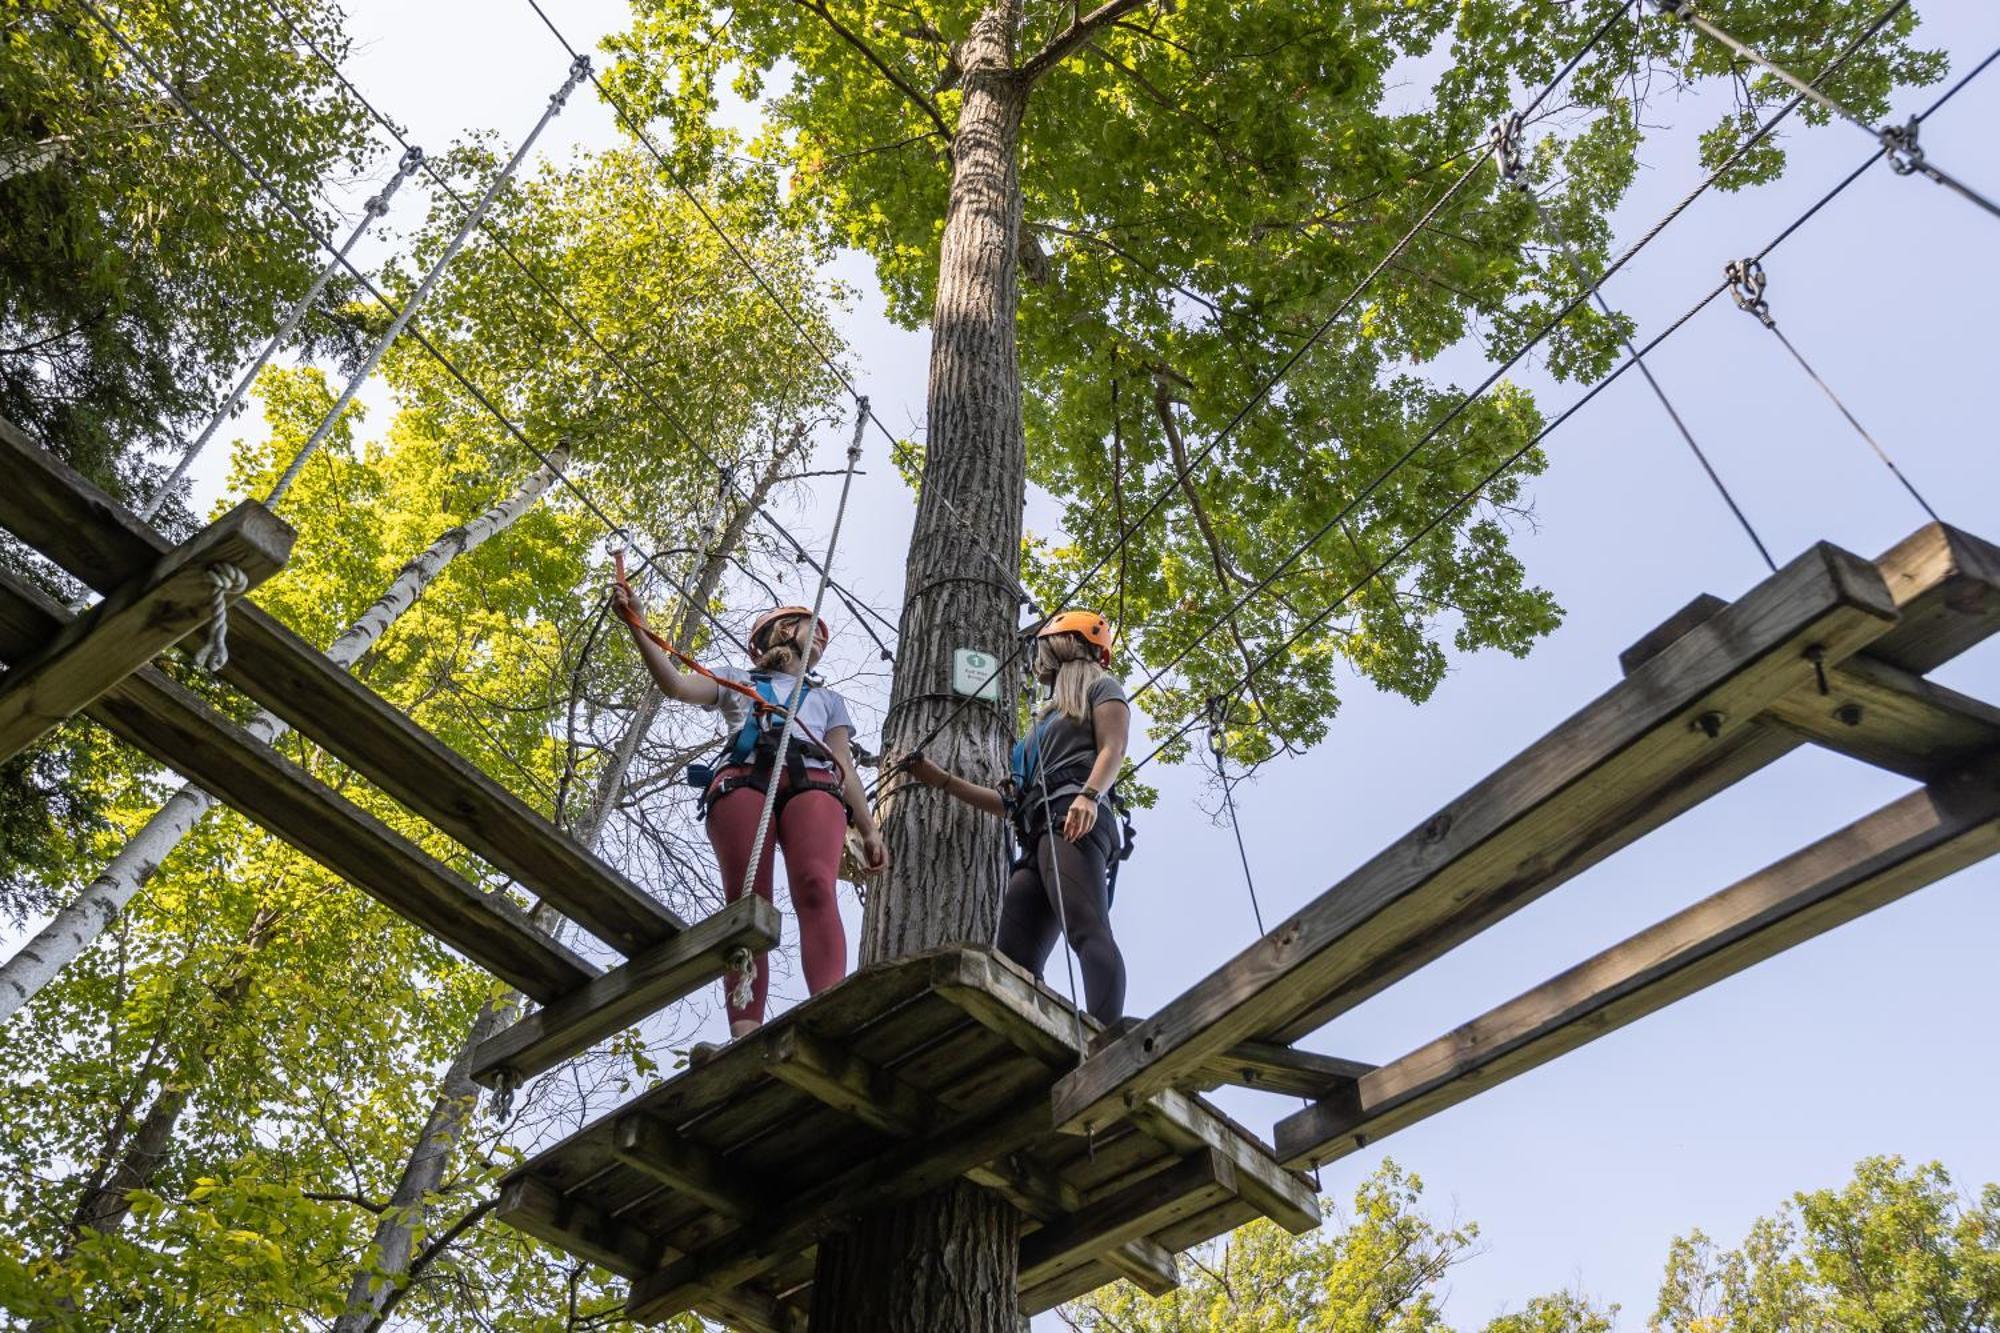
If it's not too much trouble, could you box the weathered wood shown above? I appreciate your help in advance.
[613,1113,766,1222]
[0,569,595,1001]
[1017,1150,1232,1292]
[0,501,292,763]
[1619,593,1729,675]
[1055,542,1900,1133]
[1274,764,2000,1169]
[763,1025,937,1136]
[1195,1041,1376,1099]
[1017,1238,1180,1313]
[1866,524,2000,673]
[1126,1090,1319,1235]
[963,1138,1180,1297]
[0,414,682,957]
[470,896,781,1088]
[1764,653,2000,781]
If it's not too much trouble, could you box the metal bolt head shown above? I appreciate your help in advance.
[1835,703,1865,727]
[1692,710,1726,739]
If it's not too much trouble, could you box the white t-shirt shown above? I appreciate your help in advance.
[706,667,855,772]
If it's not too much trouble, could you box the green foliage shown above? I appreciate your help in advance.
[1653,1156,2000,1333]
[611,0,1940,760]
[0,0,368,499]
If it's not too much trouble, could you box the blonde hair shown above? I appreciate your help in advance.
[1035,633,1107,724]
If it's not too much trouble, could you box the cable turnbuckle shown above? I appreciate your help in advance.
[1488,113,1529,189]
[1724,257,1774,328]
[1879,116,1925,176]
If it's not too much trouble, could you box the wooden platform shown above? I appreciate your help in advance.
[494,948,1321,1331]
[0,415,769,1065]
[1054,524,2000,1171]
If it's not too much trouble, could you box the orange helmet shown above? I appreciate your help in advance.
[1034,609,1114,666]
[750,605,831,656]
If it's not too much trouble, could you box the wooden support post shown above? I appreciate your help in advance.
[1017,1149,1233,1293]
[0,570,595,1002]
[0,414,683,958]
[1273,764,2000,1170]
[763,1025,937,1136]
[0,501,292,763]
[612,1113,766,1222]
[1195,1041,1376,1099]
[1053,542,1900,1134]
[470,896,782,1088]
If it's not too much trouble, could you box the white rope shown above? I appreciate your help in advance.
[724,945,757,1012]
[738,400,869,905]
[193,563,249,671]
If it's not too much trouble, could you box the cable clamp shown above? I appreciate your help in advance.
[1488,112,1528,188]
[552,55,592,110]
[1879,116,1925,176]
[1724,257,1775,328]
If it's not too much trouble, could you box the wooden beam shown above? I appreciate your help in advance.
[1126,1090,1319,1235]
[1866,523,2000,673]
[1764,653,2000,781]
[0,414,683,958]
[470,896,782,1088]
[1018,1149,1233,1292]
[1618,593,1728,675]
[762,1025,936,1136]
[612,1113,766,1222]
[1195,1041,1376,1099]
[1273,764,2000,1170]
[1054,541,1899,1133]
[0,569,595,1002]
[0,501,292,763]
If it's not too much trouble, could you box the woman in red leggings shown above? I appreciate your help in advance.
[611,591,887,1041]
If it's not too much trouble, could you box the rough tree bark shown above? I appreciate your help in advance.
[0,445,569,1022]
[812,2,1032,1327]
[333,453,787,1331]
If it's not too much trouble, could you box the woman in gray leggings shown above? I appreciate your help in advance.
[901,611,1130,1023]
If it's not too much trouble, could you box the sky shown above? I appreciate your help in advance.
[164,0,2000,1324]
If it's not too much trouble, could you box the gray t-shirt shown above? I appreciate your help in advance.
[706,667,855,772]
[1020,674,1128,804]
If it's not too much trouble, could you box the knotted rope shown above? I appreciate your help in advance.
[194,563,249,671]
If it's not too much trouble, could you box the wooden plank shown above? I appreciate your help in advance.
[1764,654,2000,781]
[1053,542,1900,1133]
[1195,1041,1376,1099]
[0,569,596,1002]
[1126,1090,1319,1235]
[0,501,292,763]
[1866,523,2000,673]
[470,896,782,1088]
[1018,1149,1233,1292]
[763,1025,937,1136]
[0,413,683,957]
[626,1095,1056,1321]
[1273,765,2000,1170]
[1619,593,1729,675]
[613,1113,767,1222]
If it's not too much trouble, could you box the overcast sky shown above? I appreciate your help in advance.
[161,1,2000,1323]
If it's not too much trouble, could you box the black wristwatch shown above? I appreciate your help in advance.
[1080,784,1101,801]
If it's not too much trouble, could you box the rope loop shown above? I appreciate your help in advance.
[490,1068,519,1124]
[194,563,250,672]
[725,946,757,1012]
[1724,257,1775,328]
[1879,116,1925,176]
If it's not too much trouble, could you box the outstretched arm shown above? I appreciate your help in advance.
[611,583,721,707]
[902,753,1008,818]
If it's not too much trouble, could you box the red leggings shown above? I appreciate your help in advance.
[705,768,849,1025]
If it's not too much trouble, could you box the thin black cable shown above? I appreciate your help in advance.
[67,0,774,667]
[1110,0,1909,722]
[1206,702,1266,936]
[272,0,898,662]
[1125,33,1994,779]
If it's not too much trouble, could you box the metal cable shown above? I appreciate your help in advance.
[1206,700,1266,936]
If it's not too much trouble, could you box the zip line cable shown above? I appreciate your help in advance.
[141,145,426,520]
[267,0,899,662]
[1106,0,1912,728]
[1721,257,1941,524]
[1490,113,1776,571]
[1122,35,1997,781]
[1654,0,2000,222]
[1206,698,1266,937]
[66,0,801,673]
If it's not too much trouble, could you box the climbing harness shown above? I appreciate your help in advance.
[1490,110,1775,572]
[1724,258,1940,523]
[266,56,592,510]
[1652,0,2000,223]
[685,669,847,821]
[193,564,250,672]
[143,145,427,522]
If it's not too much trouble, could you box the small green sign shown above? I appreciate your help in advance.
[951,648,1001,701]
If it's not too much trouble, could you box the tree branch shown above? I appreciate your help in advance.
[794,0,952,140]
[1020,0,1152,84]
[358,1196,499,1333]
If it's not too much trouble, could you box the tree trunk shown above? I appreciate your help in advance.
[0,447,570,1022]
[333,452,786,1331]
[814,2,1029,1327]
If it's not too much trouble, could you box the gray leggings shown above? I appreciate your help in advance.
[997,819,1126,1023]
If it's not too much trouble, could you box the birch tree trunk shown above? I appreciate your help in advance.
[813,2,1029,1326]
[332,453,784,1332]
[0,444,568,1022]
